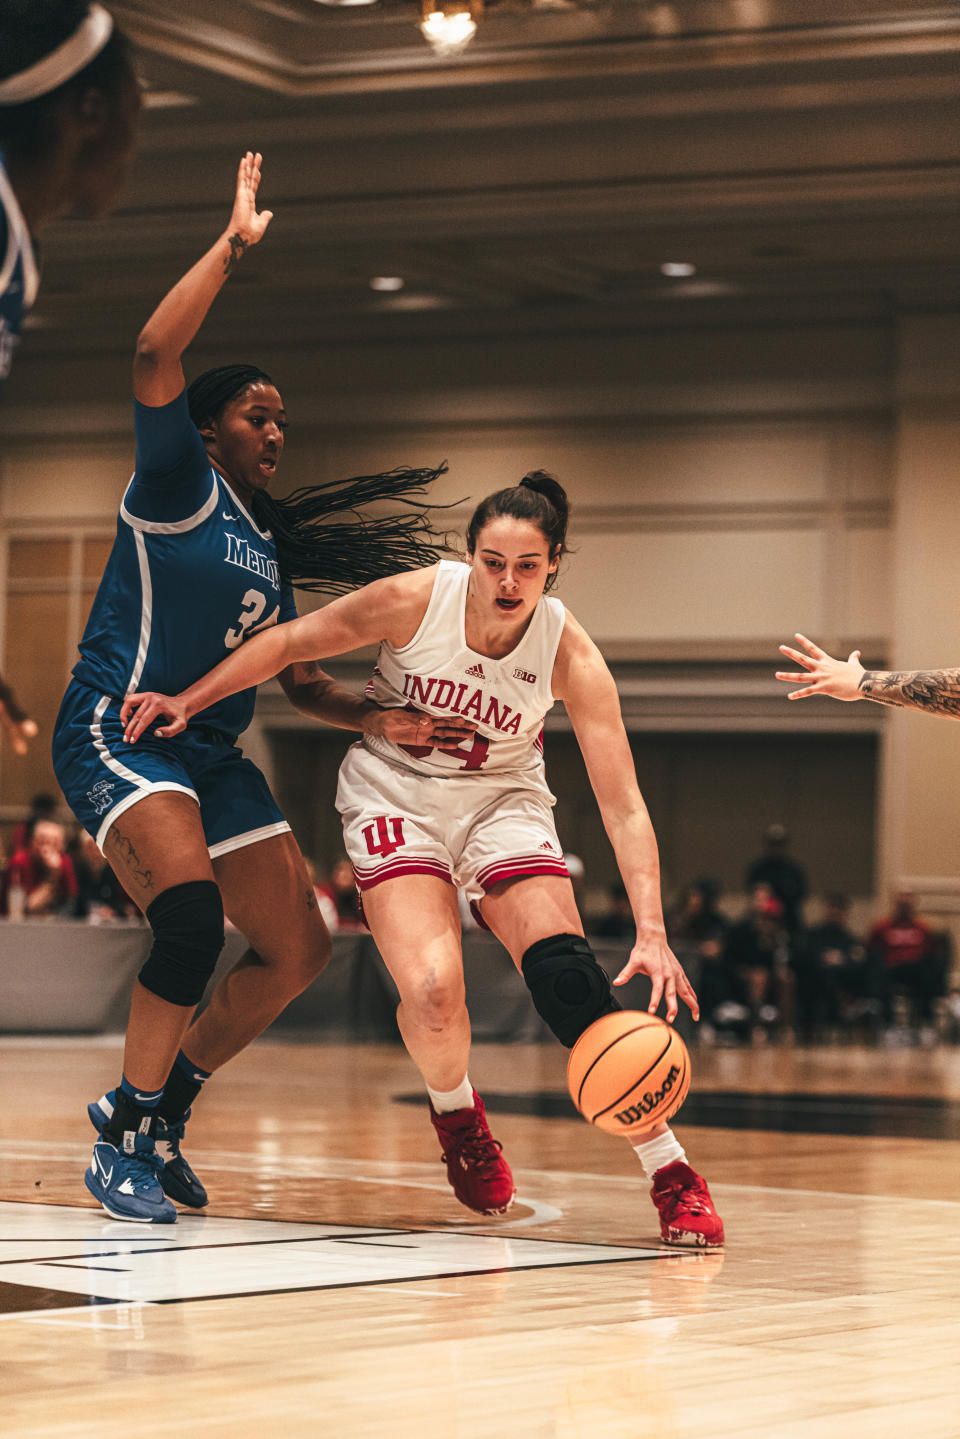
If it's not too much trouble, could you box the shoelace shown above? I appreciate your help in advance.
[445,1124,505,1175]
[659,1181,711,1216]
[125,1151,165,1193]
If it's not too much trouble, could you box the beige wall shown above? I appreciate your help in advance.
[5,309,958,939]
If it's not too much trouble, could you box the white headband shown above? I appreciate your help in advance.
[0,5,114,106]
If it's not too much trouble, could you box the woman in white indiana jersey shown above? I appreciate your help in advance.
[122,472,725,1247]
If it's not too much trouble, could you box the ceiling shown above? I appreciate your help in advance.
[19,0,960,373]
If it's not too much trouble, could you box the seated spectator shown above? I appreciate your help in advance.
[867,892,947,1043]
[71,832,139,922]
[316,856,365,931]
[8,791,58,853]
[3,819,78,917]
[590,880,636,943]
[303,857,339,932]
[722,885,797,1040]
[667,878,730,1040]
[803,894,872,1038]
[745,823,808,934]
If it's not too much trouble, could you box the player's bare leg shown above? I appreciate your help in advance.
[362,874,515,1215]
[185,831,331,1071]
[480,872,723,1246]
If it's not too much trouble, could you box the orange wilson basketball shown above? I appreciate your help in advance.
[566,1011,690,1136]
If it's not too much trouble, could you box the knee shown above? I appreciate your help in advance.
[139,880,225,1008]
[403,967,465,1030]
[521,932,619,1047]
[270,919,332,999]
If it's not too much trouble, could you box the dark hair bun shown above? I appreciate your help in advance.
[519,470,569,529]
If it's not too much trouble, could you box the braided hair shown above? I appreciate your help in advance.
[465,469,569,591]
[187,365,451,595]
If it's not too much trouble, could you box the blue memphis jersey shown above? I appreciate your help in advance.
[0,153,40,387]
[72,388,297,739]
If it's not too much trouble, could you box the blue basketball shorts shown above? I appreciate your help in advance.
[52,681,290,857]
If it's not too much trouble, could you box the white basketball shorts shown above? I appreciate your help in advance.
[335,741,569,919]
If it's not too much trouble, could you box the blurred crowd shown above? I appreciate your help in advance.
[2,797,957,1044]
[586,824,959,1048]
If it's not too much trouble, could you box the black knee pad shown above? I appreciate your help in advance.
[521,932,620,1047]
[139,880,225,1008]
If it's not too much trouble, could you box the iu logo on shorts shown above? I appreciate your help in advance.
[362,816,406,859]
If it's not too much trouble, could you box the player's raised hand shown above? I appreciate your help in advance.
[614,929,699,1023]
[120,690,190,743]
[226,151,273,250]
[775,633,865,701]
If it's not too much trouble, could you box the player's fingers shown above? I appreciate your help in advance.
[647,974,664,1014]
[663,974,678,1023]
[795,632,826,659]
[154,720,184,739]
[787,686,818,700]
[778,645,815,670]
[612,964,632,986]
[677,972,700,1022]
[774,671,810,683]
[848,650,861,664]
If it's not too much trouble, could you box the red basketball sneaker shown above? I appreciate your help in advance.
[429,1090,516,1216]
[651,1161,725,1247]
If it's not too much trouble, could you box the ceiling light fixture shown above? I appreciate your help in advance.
[661,261,697,278]
[419,0,483,58]
[369,276,405,292]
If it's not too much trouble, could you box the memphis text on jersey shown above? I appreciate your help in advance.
[401,673,523,735]
[224,534,280,589]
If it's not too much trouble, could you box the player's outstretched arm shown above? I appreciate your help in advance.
[777,633,960,718]
[133,152,273,408]
[120,571,425,742]
[555,616,699,1023]
[278,660,477,748]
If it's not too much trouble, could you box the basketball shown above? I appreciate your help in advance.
[567,1011,690,1136]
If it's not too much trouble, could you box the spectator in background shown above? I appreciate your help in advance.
[303,857,338,933]
[803,893,871,1037]
[4,818,78,916]
[745,823,808,934]
[316,855,365,931]
[667,878,730,1040]
[71,831,138,921]
[591,880,636,943]
[0,672,38,754]
[9,791,58,852]
[868,892,946,1044]
[723,885,796,1040]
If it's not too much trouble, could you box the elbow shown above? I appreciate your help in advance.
[133,330,163,375]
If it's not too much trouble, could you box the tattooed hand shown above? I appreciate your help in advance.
[223,152,273,274]
[776,634,960,718]
[775,634,865,701]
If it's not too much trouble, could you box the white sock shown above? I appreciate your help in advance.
[632,1128,687,1180]
[426,1076,474,1113]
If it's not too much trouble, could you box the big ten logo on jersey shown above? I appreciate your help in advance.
[362,816,406,859]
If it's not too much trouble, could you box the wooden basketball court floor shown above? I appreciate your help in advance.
[2,1036,959,1439]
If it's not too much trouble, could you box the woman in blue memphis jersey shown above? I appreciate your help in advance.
[0,2,139,392]
[53,153,464,1224]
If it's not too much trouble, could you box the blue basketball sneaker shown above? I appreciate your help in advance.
[84,1134,177,1224]
[88,1091,208,1209]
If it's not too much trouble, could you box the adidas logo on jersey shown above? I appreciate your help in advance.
[538,840,555,852]
[465,663,486,679]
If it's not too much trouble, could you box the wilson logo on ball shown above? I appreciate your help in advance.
[613,1064,683,1127]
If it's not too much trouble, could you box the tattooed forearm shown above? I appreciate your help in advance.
[859,668,960,718]
[223,232,248,276]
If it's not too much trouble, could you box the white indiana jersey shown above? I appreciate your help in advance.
[363,559,566,778]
